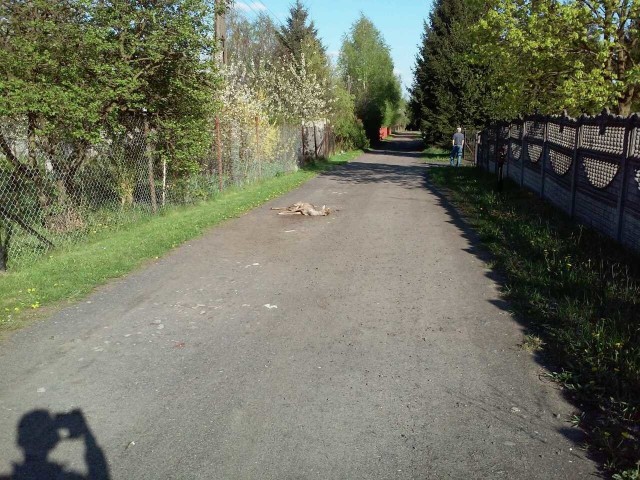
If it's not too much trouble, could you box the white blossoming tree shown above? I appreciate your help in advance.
[253,53,331,124]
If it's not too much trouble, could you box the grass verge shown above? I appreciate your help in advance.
[305,149,363,169]
[0,150,362,334]
[422,146,450,163]
[428,165,639,478]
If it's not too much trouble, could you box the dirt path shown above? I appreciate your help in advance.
[0,135,598,479]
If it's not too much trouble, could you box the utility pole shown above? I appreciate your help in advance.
[214,0,228,192]
[214,0,228,65]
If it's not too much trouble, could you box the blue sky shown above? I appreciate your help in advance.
[234,1,432,95]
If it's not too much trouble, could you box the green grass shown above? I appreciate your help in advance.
[422,146,450,163]
[313,149,363,166]
[0,150,362,334]
[428,164,640,476]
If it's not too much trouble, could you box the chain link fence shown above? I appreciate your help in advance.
[0,116,335,271]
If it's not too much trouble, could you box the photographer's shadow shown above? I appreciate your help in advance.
[1,409,110,480]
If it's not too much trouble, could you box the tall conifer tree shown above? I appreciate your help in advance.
[409,0,492,146]
[276,1,329,83]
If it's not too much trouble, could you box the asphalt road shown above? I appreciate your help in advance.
[0,135,599,479]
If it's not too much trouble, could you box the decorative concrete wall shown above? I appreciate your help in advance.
[477,110,640,254]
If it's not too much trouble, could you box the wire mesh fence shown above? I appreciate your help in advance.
[0,116,335,271]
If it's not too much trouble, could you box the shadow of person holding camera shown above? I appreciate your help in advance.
[0,409,110,480]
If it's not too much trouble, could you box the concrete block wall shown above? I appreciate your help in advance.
[543,176,572,215]
[507,140,523,183]
[622,157,640,251]
[522,164,542,193]
[476,112,640,254]
[543,146,573,214]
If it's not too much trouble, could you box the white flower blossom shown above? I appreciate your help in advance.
[251,53,330,123]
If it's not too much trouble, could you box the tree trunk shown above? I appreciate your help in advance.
[617,85,636,116]
[0,222,11,272]
[27,112,38,168]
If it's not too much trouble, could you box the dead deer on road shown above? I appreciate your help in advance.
[271,202,331,216]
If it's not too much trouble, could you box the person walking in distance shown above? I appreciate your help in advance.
[450,127,465,167]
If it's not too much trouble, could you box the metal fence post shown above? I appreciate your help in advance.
[313,123,318,159]
[493,125,500,175]
[301,124,305,163]
[520,119,526,188]
[144,117,158,214]
[540,116,548,198]
[162,158,167,207]
[215,116,223,192]
[569,116,584,219]
[506,124,512,179]
[255,115,260,179]
[615,118,634,241]
[473,131,479,166]
[323,125,327,157]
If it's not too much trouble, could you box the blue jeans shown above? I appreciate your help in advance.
[450,145,462,167]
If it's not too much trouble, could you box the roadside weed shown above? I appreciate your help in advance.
[429,165,640,475]
[520,334,544,353]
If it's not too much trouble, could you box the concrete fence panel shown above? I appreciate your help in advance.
[476,110,640,254]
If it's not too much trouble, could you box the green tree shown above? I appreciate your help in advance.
[227,11,280,73]
[0,0,219,184]
[409,0,495,146]
[276,0,330,83]
[339,15,402,142]
[0,0,220,258]
[474,0,640,115]
[330,81,369,150]
[0,0,110,203]
[92,0,218,168]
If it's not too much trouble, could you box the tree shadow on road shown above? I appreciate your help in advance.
[421,167,607,476]
[321,161,430,189]
[322,148,604,472]
[365,135,425,159]
[0,408,110,480]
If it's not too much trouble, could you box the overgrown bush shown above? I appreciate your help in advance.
[334,117,369,150]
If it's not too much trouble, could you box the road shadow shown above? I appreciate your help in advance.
[421,169,606,475]
[332,135,604,474]
[321,161,430,189]
[388,131,421,139]
[0,408,110,480]
[366,135,425,159]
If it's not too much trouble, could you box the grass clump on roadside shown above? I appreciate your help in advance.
[0,151,362,334]
[422,146,450,163]
[307,149,363,168]
[428,165,640,477]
